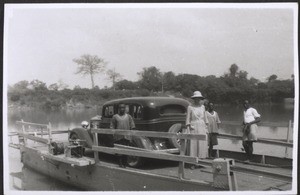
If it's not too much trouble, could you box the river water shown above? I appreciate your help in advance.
[6,103,295,191]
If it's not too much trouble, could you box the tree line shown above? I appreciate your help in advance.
[8,54,294,110]
[115,64,294,104]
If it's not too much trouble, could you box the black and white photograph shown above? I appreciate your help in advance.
[3,3,298,194]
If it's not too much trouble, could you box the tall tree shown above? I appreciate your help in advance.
[29,80,47,91]
[238,70,248,80]
[229,64,239,77]
[249,77,259,86]
[106,68,123,90]
[13,80,29,92]
[267,74,278,82]
[163,71,177,91]
[73,54,107,88]
[115,80,138,90]
[138,66,162,92]
[57,79,69,90]
[48,83,59,91]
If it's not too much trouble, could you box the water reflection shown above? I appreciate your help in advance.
[269,126,279,133]
[214,103,293,123]
[8,108,101,131]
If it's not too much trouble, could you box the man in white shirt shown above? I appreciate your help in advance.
[242,100,261,162]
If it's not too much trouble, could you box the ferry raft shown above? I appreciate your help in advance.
[8,120,293,191]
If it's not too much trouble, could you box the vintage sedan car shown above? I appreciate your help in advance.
[69,97,190,167]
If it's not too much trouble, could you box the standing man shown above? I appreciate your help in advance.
[110,104,136,167]
[205,102,221,158]
[242,100,261,163]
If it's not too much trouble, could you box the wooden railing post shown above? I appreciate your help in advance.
[178,138,186,179]
[93,132,100,163]
[284,120,292,158]
[21,119,27,146]
[216,149,220,158]
[41,127,44,138]
[48,122,53,152]
[48,122,52,139]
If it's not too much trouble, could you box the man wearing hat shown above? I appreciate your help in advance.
[186,91,209,169]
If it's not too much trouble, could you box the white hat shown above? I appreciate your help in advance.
[81,121,89,127]
[191,91,204,99]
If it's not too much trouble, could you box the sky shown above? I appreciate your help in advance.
[4,4,297,89]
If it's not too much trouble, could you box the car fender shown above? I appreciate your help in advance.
[132,136,154,150]
[70,128,93,148]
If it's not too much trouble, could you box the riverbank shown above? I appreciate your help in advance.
[7,97,294,112]
[8,74,294,110]
[7,89,181,111]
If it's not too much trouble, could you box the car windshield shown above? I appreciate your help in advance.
[159,104,186,115]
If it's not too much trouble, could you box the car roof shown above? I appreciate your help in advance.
[103,97,190,107]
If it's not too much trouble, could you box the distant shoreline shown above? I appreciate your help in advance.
[7,97,294,112]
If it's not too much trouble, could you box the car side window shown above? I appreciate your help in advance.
[125,105,130,114]
[104,105,114,118]
[137,105,143,118]
[131,104,143,119]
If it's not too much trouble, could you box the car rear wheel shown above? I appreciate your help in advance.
[168,123,183,148]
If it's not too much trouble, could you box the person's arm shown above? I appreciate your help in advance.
[129,115,136,130]
[242,110,247,125]
[203,111,209,134]
[248,117,261,125]
[204,111,209,126]
[216,112,221,129]
[185,106,191,128]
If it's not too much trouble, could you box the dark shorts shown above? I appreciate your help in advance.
[208,133,218,146]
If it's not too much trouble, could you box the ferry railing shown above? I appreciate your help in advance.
[10,121,293,190]
[11,119,293,158]
[91,128,293,189]
[216,120,293,160]
[285,120,293,158]
[221,120,293,128]
[217,133,293,148]
[91,128,204,179]
[13,120,53,152]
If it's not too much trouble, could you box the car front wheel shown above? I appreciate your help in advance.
[126,141,144,168]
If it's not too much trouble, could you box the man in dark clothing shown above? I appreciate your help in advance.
[110,104,136,167]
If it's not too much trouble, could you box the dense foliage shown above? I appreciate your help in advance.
[8,64,294,110]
